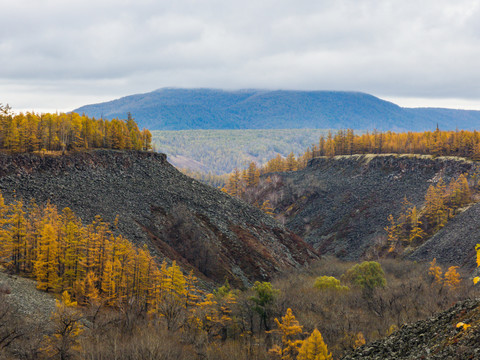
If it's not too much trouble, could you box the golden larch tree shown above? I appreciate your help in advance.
[270,308,303,360]
[444,266,461,289]
[297,328,332,360]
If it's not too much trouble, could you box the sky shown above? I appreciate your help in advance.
[1,0,480,113]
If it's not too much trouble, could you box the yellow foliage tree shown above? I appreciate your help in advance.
[384,214,399,253]
[260,200,275,215]
[428,258,443,284]
[270,308,303,360]
[444,266,461,289]
[34,222,60,292]
[82,271,100,305]
[42,291,83,359]
[297,328,332,360]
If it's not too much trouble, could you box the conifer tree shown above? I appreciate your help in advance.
[444,266,461,289]
[35,222,59,292]
[297,328,332,360]
[7,199,27,273]
[270,308,303,360]
[428,258,443,284]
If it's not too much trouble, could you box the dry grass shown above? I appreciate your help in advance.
[271,258,476,358]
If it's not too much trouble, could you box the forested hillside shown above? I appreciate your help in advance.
[217,128,480,269]
[152,129,328,174]
[73,88,480,131]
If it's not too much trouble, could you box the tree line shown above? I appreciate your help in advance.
[231,128,480,182]
[0,104,152,152]
[0,192,188,310]
[308,127,480,160]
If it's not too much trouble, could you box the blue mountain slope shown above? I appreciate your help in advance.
[73,88,480,131]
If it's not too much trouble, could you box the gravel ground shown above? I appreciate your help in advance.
[342,298,480,360]
[0,270,56,324]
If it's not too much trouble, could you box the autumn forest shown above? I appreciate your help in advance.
[1,105,480,359]
[0,104,152,153]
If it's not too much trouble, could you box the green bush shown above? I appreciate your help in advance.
[313,276,349,291]
[342,261,386,290]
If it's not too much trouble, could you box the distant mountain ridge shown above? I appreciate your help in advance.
[73,88,480,131]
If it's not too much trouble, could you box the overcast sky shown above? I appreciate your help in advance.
[1,0,480,112]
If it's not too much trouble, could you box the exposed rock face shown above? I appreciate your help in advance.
[0,150,317,287]
[256,154,479,262]
[342,298,480,360]
[407,202,480,270]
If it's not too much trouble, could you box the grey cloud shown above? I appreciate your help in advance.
[1,0,480,110]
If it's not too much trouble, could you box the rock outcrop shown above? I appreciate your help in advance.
[0,150,318,287]
[342,298,480,360]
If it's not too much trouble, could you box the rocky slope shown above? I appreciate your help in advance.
[254,154,479,263]
[0,150,317,287]
[342,298,480,360]
[0,270,56,324]
[408,202,480,270]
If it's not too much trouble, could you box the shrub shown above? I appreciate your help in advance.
[342,261,386,290]
[313,276,349,291]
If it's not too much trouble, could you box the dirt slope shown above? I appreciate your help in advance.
[0,150,317,287]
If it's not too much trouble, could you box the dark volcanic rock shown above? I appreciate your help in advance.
[258,154,479,262]
[0,150,317,287]
[342,298,480,360]
[408,202,480,270]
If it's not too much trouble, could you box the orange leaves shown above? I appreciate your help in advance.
[475,244,480,268]
[270,309,333,360]
[0,110,152,153]
[385,174,471,256]
[297,328,332,360]
[428,258,443,284]
[456,322,471,331]
[444,266,461,290]
[473,244,480,286]
[385,214,399,253]
[429,259,462,290]
[0,191,200,312]
[270,308,303,360]
[260,200,275,215]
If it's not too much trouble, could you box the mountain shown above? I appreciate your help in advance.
[0,150,318,287]
[73,88,480,131]
[245,154,480,268]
